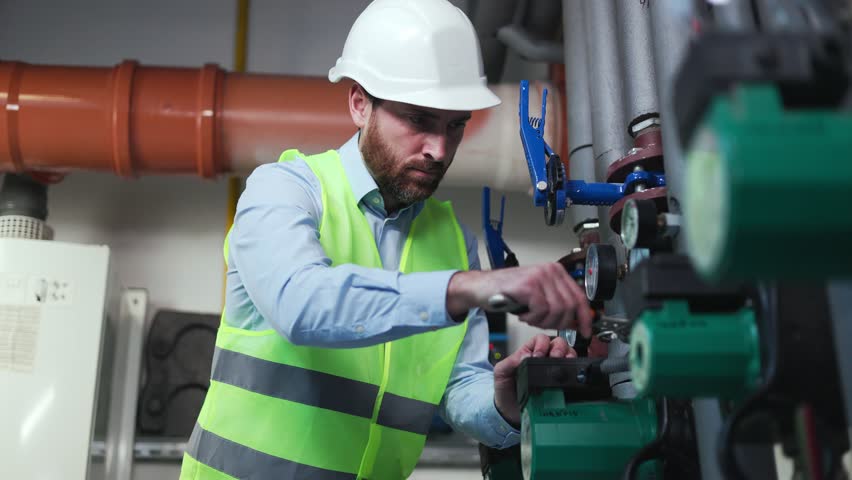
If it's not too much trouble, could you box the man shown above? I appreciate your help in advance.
[181,0,592,478]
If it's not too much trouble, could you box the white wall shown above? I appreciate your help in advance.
[1,1,570,478]
[1,0,563,343]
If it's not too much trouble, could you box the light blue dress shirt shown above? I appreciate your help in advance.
[225,132,520,449]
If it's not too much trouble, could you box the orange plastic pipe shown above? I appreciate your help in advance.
[0,60,565,188]
[0,60,354,178]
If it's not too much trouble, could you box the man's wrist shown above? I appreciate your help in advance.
[446,270,481,319]
[494,397,521,430]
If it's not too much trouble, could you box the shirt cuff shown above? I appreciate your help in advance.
[487,399,521,449]
[397,269,459,326]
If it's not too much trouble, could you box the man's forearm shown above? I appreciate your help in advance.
[250,262,459,347]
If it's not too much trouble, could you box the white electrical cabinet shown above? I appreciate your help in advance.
[0,238,114,480]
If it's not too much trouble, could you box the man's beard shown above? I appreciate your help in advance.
[361,120,446,208]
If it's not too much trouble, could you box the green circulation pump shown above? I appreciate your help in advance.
[630,301,761,399]
[520,391,660,480]
[683,85,852,281]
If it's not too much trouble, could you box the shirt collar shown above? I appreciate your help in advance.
[338,132,381,206]
[338,132,423,218]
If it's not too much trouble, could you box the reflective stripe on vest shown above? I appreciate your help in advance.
[182,149,469,480]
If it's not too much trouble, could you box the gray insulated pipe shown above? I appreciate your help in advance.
[0,174,52,240]
[650,0,692,224]
[562,0,598,229]
[495,0,565,64]
[599,356,630,374]
[616,0,659,130]
[468,0,518,81]
[586,0,630,317]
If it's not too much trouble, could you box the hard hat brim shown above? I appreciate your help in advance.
[385,84,502,111]
[329,67,501,111]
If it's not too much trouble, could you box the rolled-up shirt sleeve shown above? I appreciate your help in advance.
[437,229,520,448]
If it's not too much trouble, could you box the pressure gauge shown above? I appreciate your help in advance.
[584,243,618,302]
[620,198,658,249]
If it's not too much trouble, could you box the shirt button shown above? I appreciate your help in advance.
[419,311,429,321]
[355,325,365,334]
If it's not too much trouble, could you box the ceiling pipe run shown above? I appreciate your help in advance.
[0,60,564,193]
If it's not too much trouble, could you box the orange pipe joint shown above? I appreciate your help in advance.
[0,60,354,178]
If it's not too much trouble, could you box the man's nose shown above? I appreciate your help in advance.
[422,133,448,161]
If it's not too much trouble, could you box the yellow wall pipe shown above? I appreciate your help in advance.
[224,0,250,306]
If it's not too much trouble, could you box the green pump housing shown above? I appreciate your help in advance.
[683,85,852,281]
[520,390,660,480]
[630,301,761,399]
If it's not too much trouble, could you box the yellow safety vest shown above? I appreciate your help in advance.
[181,149,470,479]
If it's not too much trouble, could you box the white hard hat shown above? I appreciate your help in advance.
[329,0,501,111]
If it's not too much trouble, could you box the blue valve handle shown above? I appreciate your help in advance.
[482,186,514,270]
[564,172,667,206]
[519,80,550,208]
[482,188,528,314]
[518,81,666,210]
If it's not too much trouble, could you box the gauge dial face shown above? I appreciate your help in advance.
[620,199,640,249]
[585,245,599,301]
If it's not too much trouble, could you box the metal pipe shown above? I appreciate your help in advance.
[828,281,852,449]
[607,338,636,399]
[496,24,564,63]
[586,0,630,316]
[616,0,659,130]
[650,1,692,227]
[585,0,629,198]
[754,0,811,31]
[225,0,251,307]
[713,0,757,31]
[0,61,563,192]
[523,0,562,35]
[586,0,630,178]
[692,398,726,480]
[562,0,597,228]
[468,0,518,82]
[234,0,250,72]
[652,10,722,475]
[600,356,630,374]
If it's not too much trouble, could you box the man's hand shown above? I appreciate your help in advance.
[493,334,576,426]
[447,264,593,334]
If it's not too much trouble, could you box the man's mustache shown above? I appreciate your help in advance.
[407,162,446,175]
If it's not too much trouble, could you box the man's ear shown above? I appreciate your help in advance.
[349,83,372,129]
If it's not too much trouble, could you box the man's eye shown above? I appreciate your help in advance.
[450,121,467,130]
[409,115,425,126]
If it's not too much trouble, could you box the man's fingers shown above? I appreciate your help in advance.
[552,264,580,331]
[518,289,547,328]
[495,334,553,380]
[565,280,594,338]
[538,275,563,330]
[531,334,551,357]
[565,346,578,358]
[548,336,570,358]
[494,341,531,379]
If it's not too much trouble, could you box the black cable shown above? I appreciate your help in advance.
[750,0,763,30]
[623,398,670,480]
[824,448,842,480]
[718,284,780,480]
[717,388,775,480]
